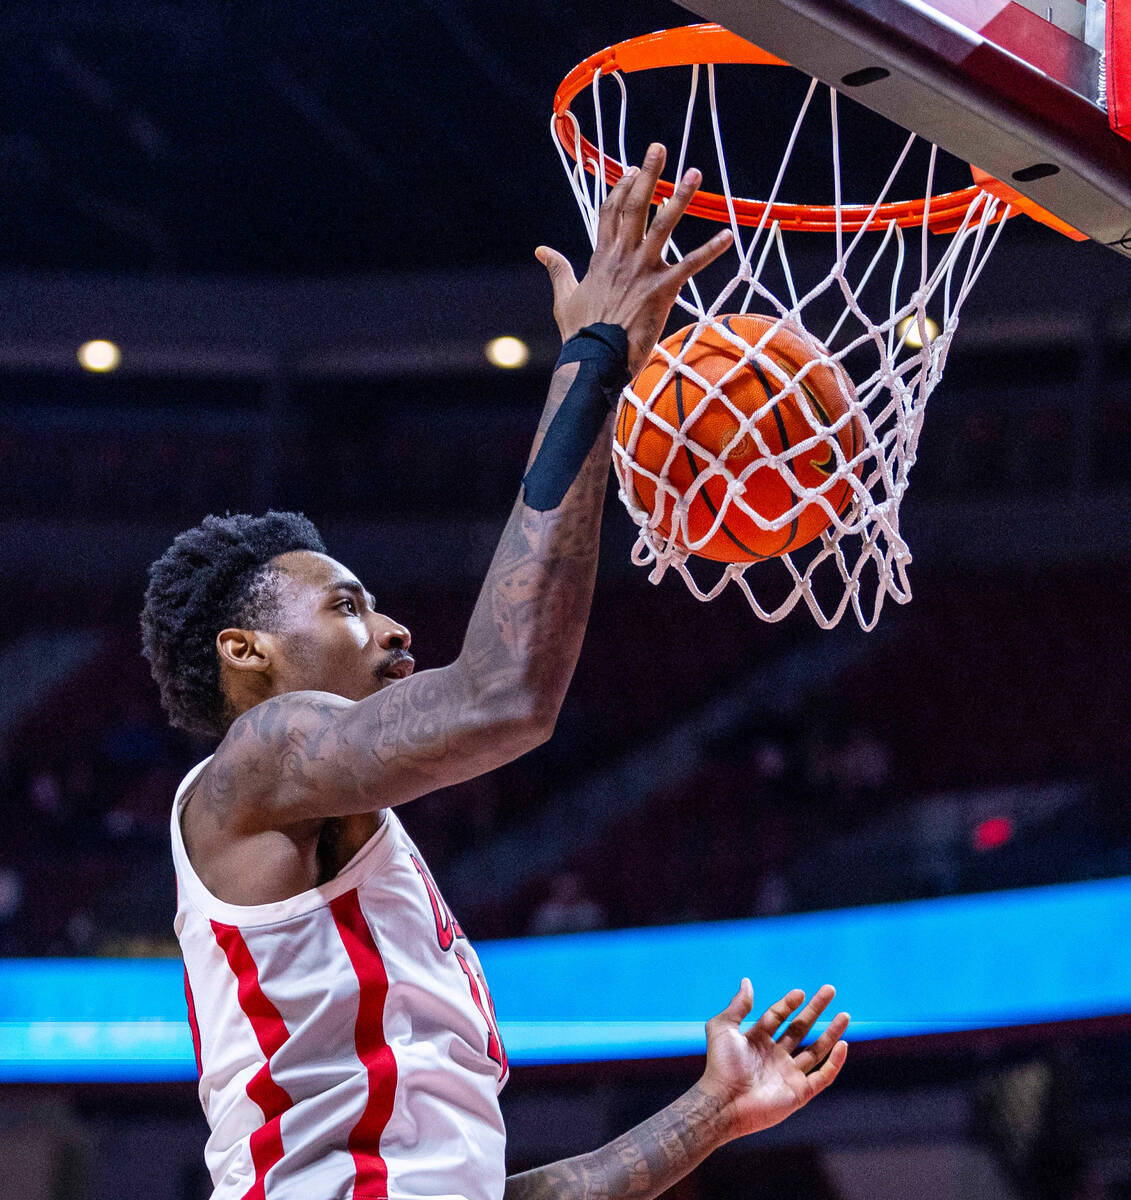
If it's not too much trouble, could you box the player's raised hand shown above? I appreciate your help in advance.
[535,142,733,375]
[697,980,850,1139]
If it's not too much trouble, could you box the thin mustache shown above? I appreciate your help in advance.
[375,649,414,676]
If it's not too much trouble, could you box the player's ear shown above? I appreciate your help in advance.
[216,628,273,674]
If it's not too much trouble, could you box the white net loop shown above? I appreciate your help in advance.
[553,52,1010,631]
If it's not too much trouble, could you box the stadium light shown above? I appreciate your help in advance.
[77,340,122,373]
[896,315,941,350]
[485,336,529,369]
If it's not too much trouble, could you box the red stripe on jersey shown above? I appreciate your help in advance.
[330,890,397,1200]
[212,921,294,1200]
[183,967,203,1078]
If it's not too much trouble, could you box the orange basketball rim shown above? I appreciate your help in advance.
[552,23,1084,238]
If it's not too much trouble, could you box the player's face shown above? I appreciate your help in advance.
[266,550,413,701]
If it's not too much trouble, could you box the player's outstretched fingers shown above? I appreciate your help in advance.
[620,142,667,246]
[535,245,577,290]
[793,1010,851,1074]
[706,977,754,1036]
[645,166,705,249]
[534,245,581,333]
[775,984,837,1054]
[595,166,641,253]
[753,988,807,1040]
[804,1036,849,1097]
[672,226,734,285]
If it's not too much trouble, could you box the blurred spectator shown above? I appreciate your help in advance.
[752,738,789,784]
[835,725,893,806]
[0,864,25,954]
[27,767,70,848]
[64,908,96,954]
[753,869,791,917]
[528,872,606,936]
[29,768,64,819]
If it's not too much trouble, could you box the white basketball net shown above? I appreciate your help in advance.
[552,59,1012,630]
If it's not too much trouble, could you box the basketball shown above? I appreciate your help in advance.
[614,314,862,562]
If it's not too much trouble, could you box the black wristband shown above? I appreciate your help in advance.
[554,323,632,400]
[522,323,631,512]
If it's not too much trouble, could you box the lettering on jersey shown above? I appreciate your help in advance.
[410,854,466,951]
[456,951,508,1078]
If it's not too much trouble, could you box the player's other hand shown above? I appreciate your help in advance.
[698,980,849,1140]
[535,142,733,376]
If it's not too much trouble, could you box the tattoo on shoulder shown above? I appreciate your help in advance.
[199,696,345,821]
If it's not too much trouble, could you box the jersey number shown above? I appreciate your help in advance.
[456,952,508,1077]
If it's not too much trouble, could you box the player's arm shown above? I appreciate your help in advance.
[206,144,733,824]
[504,983,849,1200]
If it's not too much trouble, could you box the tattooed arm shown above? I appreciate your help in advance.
[204,143,733,824]
[505,983,850,1200]
[505,1083,729,1200]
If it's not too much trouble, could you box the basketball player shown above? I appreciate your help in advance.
[141,145,849,1200]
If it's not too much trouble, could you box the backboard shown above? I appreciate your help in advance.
[675,0,1131,254]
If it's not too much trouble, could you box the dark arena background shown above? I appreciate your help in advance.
[3,2,1131,1198]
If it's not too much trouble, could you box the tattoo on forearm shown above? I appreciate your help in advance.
[454,361,611,707]
[504,1085,726,1200]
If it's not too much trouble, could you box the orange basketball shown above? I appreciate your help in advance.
[615,314,862,562]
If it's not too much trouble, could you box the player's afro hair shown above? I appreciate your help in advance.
[140,511,327,739]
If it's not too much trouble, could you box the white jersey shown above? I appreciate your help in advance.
[171,757,508,1200]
